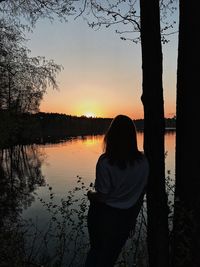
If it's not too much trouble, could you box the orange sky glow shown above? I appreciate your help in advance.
[27,16,177,120]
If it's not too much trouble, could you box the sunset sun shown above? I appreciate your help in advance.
[84,112,96,118]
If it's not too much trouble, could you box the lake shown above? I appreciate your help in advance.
[1,131,175,266]
[21,131,175,219]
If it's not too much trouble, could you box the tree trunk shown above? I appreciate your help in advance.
[140,1,169,266]
[172,1,200,266]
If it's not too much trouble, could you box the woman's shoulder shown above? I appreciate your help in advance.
[97,154,110,167]
[97,153,107,163]
[98,152,148,164]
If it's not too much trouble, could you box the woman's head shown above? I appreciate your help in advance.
[103,114,141,167]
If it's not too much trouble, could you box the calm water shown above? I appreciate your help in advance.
[21,131,175,220]
[1,131,175,266]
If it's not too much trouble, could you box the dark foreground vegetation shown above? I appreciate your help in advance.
[0,110,176,148]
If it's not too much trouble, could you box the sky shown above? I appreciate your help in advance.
[26,12,178,120]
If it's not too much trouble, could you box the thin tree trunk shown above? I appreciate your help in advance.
[140,1,169,266]
[172,1,200,266]
[8,70,11,111]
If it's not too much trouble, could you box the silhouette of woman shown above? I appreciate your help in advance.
[85,114,149,267]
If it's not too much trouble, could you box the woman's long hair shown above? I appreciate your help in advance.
[103,115,142,168]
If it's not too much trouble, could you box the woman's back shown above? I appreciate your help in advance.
[95,154,149,209]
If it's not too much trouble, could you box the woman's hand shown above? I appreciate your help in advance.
[87,190,95,201]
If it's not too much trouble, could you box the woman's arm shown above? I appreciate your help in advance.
[87,190,108,203]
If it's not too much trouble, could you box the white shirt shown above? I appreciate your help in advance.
[94,154,149,209]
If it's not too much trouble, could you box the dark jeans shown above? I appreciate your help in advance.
[85,198,143,267]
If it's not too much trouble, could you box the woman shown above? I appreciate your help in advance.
[85,114,149,267]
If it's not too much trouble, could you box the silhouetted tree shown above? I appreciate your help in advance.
[0,19,62,113]
[172,1,200,266]
[0,0,77,25]
[140,1,169,266]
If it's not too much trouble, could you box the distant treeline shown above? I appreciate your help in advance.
[0,111,176,148]
[134,117,176,130]
[0,111,112,147]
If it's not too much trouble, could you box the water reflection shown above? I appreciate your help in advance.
[0,145,45,224]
